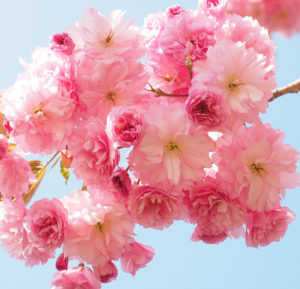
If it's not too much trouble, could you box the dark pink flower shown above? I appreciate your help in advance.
[111,168,132,202]
[167,6,186,18]
[24,198,67,253]
[56,253,69,271]
[207,0,220,7]
[127,185,181,230]
[185,177,245,244]
[107,106,143,148]
[186,83,226,129]
[121,242,155,276]
[50,33,75,55]
[0,135,8,160]
[51,266,101,289]
[93,261,118,283]
[246,207,295,247]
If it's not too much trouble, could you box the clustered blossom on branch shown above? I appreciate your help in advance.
[0,1,299,288]
[226,0,300,35]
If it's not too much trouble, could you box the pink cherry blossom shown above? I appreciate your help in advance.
[186,82,226,129]
[157,10,216,65]
[193,39,276,123]
[24,198,68,253]
[246,207,295,247]
[0,47,81,154]
[0,199,27,261]
[220,14,276,68]
[50,33,75,55]
[107,106,143,148]
[76,54,149,122]
[93,261,118,283]
[213,122,300,212]
[227,0,300,36]
[0,152,35,200]
[69,117,119,188]
[129,103,215,191]
[0,199,52,267]
[185,177,245,244]
[127,185,182,229]
[62,189,135,266]
[51,266,101,289]
[68,8,145,59]
[121,242,155,276]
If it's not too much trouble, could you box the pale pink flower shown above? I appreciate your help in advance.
[62,189,135,266]
[121,242,155,276]
[186,82,226,129]
[69,117,119,188]
[220,14,276,68]
[93,261,118,283]
[129,103,214,191]
[51,266,101,289]
[0,47,80,154]
[185,177,245,244]
[246,207,295,247]
[127,185,182,230]
[158,10,216,65]
[68,8,145,59]
[24,198,68,253]
[107,106,143,148]
[0,199,52,266]
[193,39,276,123]
[0,152,35,200]
[147,56,191,96]
[76,54,149,122]
[110,168,132,203]
[0,199,27,261]
[56,253,69,271]
[50,33,75,55]
[227,0,300,36]
[143,12,167,49]
[213,122,300,212]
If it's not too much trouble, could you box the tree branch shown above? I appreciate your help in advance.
[146,83,188,98]
[270,77,300,102]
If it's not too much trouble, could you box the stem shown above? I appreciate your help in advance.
[185,55,193,80]
[46,151,60,168]
[270,77,300,102]
[146,83,188,98]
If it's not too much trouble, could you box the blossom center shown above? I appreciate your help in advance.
[166,140,180,152]
[196,101,209,114]
[96,221,104,233]
[227,77,244,93]
[102,30,114,47]
[33,103,45,114]
[105,90,117,105]
[250,162,267,176]
[162,73,173,83]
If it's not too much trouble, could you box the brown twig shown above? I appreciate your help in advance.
[270,77,300,102]
[146,83,188,98]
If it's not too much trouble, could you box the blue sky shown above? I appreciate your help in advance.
[0,1,300,289]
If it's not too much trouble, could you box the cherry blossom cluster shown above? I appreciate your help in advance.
[0,1,299,288]
[227,0,300,35]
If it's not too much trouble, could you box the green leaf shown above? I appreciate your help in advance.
[60,160,70,185]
